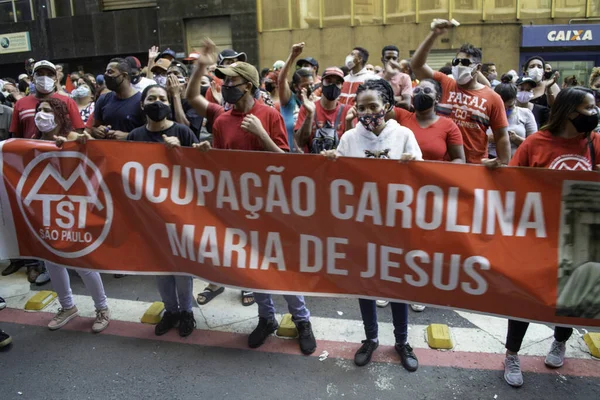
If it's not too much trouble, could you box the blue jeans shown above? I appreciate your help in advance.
[359,299,408,345]
[156,275,193,313]
[253,293,310,323]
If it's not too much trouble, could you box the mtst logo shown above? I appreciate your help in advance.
[16,152,113,258]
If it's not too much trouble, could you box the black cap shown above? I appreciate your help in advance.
[217,49,247,66]
[516,76,538,88]
[296,57,319,70]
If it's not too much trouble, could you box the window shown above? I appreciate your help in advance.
[0,0,34,22]
[50,0,74,17]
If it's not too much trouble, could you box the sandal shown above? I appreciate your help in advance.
[196,286,225,305]
[241,290,255,307]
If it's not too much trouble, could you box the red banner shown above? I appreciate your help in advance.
[1,139,599,327]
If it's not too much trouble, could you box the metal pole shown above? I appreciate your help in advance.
[256,0,263,32]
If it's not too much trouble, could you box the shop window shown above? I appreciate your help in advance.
[520,0,551,18]
[553,0,586,18]
[452,0,482,22]
[292,0,320,29]
[385,0,416,23]
[323,0,351,27]
[419,0,449,20]
[0,0,34,22]
[261,0,290,30]
[484,0,517,21]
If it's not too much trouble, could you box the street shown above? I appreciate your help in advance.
[1,270,599,400]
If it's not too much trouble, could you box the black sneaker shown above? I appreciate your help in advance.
[155,311,179,336]
[2,260,23,276]
[354,340,379,366]
[178,311,196,337]
[248,317,278,348]
[296,321,317,355]
[395,343,419,372]
[0,330,12,348]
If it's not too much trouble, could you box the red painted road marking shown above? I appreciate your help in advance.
[1,308,599,377]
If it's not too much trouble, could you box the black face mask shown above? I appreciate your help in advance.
[18,80,28,93]
[543,70,553,80]
[413,93,435,112]
[200,85,209,97]
[222,84,247,105]
[7,93,17,103]
[131,74,141,85]
[265,82,276,93]
[104,74,124,91]
[143,101,171,122]
[321,84,341,101]
[570,112,599,134]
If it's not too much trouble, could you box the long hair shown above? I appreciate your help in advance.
[355,79,395,111]
[35,98,72,138]
[542,86,594,135]
[494,74,517,102]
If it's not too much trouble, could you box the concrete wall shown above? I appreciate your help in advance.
[258,17,581,75]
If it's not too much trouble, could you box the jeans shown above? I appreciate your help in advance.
[253,293,310,323]
[45,262,107,310]
[359,299,408,345]
[156,275,193,313]
[505,319,573,353]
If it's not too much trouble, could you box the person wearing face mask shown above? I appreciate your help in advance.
[544,63,554,80]
[523,56,560,108]
[340,46,380,107]
[503,87,600,388]
[10,60,84,140]
[294,67,348,153]
[589,67,600,132]
[411,19,510,167]
[92,58,145,142]
[151,58,171,88]
[165,62,205,139]
[127,56,157,92]
[278,43,315,152]
[515,76,549,129]
[71,77,96,123]
[391,79,465,163]
[321,79,421,372]
[263,71,280,108]
[487,75,537,158]
[481,63,500,88]
[187,40,317,355]
[296,56,321,85]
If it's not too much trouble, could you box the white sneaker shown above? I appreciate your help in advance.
[92,308,110,333]
[376,300,389,308]
[410,304,426,312]
[545,340,566,368]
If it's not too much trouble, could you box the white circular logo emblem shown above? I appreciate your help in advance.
[16,152,113,258]
[548,155,592,171]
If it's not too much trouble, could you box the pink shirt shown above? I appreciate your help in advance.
[378,71,413,97]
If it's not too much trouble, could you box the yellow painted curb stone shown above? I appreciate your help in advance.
[141,302,165,324]
[426,324,453,349]
[584,332,600,358]
[276,313,298,337]
[24,291,57,311]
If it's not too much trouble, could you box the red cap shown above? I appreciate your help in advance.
[322,67,344,80]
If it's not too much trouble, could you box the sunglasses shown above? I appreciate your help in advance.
[452,58,474,67]
[413,87,435,94]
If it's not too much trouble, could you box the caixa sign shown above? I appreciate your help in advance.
[522,24,599,47]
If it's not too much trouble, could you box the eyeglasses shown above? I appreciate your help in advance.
[451,58,474,67]
[413,87,434,94]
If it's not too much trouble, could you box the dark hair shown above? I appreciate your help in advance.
[260,68,270,78]
[84,73,96,82]
[109,57,132,77]
[494,77,517,102]
[36,98,72,138]
[79,76,97,97]
[419,78,443,100]
[140,84,168,103]
[438,66,452,75]
[18,79,29,93]
[169,62,189,77]
[563,75,579,87]
[2,77,16,85]
[542,87,595,135]
[523,56,545,72]
[481,63,495,74]
[340,66,350,76]
[292,68,313,87]
[353,47,369,66]
[381,45,399,57]
[457,43,482,63]
[355,79,395,110]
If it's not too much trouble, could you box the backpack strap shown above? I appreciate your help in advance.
[333,104,345,132]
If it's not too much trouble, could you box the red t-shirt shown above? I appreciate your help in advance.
[294,101,348,153]
[10,93,85,138]
[394,107,463,161]
[433,71,507,164]
[207,101,289,151]
[509,130,600,170]
[86,112,95,129]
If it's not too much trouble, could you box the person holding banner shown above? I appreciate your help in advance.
[504,87,600,388]
[322,79,421,371]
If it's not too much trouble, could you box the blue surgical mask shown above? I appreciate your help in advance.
[506,108,514,118]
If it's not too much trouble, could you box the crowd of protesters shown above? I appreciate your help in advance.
[0,18,599,388]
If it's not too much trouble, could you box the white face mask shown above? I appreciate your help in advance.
[35,111,57,133]
[527,67,543,83]
[452,65,474,85]
[516,91,533,104]
[345,55,355,70]
[155,75,167,87]
[34,76,55,94]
